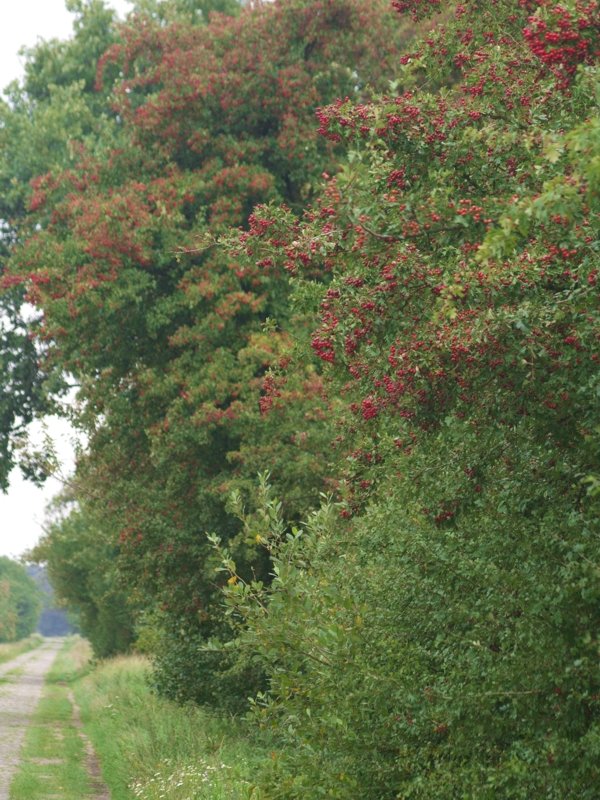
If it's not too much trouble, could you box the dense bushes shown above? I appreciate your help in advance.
[218,445,600,796]
[11,0,407,704]
[4,0,599,795]
[212,0,599,795]
[32,503,135,658]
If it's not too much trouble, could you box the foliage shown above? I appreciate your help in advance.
[211,0,600,796]
[0,557,42,642]
[73,652,273,800]
[10,0,408,705]
[218,468,599,798]
[131,0,241,23]
[0,0,241,489]
[4,0,599,795]
[239,0,599,517]
[32,500,135,658]
[0,1,131,488]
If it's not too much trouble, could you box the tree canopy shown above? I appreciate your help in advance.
[21,0,408,702]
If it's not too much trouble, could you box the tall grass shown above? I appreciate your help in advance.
[75,655,271,800]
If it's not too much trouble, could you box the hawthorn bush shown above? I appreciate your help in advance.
[214,0,600,795]
[238,0,599,525]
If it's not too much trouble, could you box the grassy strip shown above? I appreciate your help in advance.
[74,655,272,799]
[0,634,43,665]
[9,637,96,800]
[0,666,25,685]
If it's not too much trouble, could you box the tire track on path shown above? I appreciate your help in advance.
[0,638,63,800]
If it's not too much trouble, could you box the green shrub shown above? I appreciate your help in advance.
[149,611,267,712]
[218,451,599,798]
[32,506,135,658]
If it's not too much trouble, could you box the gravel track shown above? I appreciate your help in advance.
[0,639,63,799]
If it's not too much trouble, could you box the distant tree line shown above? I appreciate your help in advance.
[0,557,41,641]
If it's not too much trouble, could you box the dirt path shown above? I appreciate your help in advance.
[0,639,63,800]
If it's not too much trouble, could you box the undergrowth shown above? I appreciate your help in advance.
[75,654,272,799]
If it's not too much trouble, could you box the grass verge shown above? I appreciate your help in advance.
[9,636,97,800]
[74,655,272,799]
[0,634,43,665]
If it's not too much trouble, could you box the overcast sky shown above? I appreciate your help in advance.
[0,0,131,559]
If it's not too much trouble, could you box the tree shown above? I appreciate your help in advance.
[0,557,41,641]
[0,0,232,489]
[10,0,407,704]
[0,0,128,489]
[32,497,135,657]
[213,0,600,795]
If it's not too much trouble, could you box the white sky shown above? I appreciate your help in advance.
[0,0,131,558]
